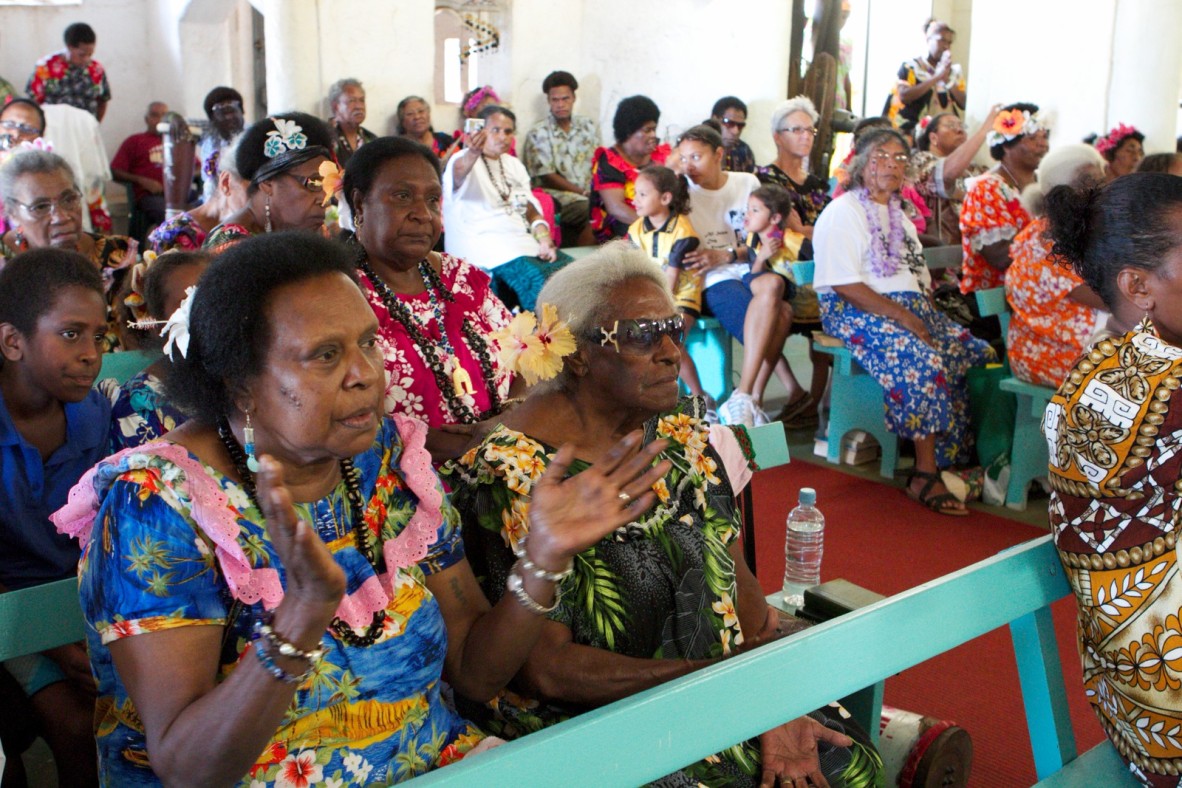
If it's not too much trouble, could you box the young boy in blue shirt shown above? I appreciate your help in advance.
[1,247,111,786]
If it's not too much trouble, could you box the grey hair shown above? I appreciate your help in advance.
[1021,143,1106,217]
[0,149,78,205]
[770,95,819,135]
[845,128,910,190]
[328,78,363,109]
[533,242,673,389]
[217,133,244,179]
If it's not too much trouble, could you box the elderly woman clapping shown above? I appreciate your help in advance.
[814,129,994,515]
[446,245,883,787]
[203,112,337,252]
[52,232,669,785]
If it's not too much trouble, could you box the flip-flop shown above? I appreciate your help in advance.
[906,470,969,517]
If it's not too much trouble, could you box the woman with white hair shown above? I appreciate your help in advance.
[756,96,831,254]
[814,128,994,515]
[1004,144,1108,387]
[446,244,883,787]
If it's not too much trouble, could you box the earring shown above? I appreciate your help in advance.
[13,226,24,248]
[1135,312,1158,337]
[264,198,273,234]
[243,412,260,473]
[354,210,364,229]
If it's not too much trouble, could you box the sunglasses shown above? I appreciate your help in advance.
[720,118,747,130]
[593,315,685,354]
[285,172,325,193]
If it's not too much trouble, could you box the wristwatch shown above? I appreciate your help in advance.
[726,246,737,263]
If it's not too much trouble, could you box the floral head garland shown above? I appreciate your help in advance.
[1095,123,1141,158]
[463,85,500,116]
[249,117,332,187]
[161,286,196,361]
[490,303,576,386]
[986,108,1045,148]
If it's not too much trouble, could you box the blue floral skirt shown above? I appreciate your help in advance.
[819,291,995,467]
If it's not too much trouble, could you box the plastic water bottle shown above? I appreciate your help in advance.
[782,487,825,608]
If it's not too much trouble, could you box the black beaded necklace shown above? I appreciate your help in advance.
[353,244,501,424]
[481,155,512,203]
[216,420,387,647]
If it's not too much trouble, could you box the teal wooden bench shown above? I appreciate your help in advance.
[0,577,87,662]
[974,287,1055,510]
[405,534,1133,785]
[682,316,734,403]
[793,260,899,478]
[97,349,159,386]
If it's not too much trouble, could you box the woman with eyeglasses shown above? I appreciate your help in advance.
[0,148,133,350]
[911,106,998,245]
[814,128,994,516]
[756,97,831,255]
[203,112,336,253]
[445,245,883,787]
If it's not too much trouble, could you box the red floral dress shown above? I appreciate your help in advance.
[958,172,1030,294]
[589,144,670,242]
[360,253,513,427]
[1005,217,1102,387]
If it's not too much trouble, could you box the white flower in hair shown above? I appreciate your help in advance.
[263,118,308,158]
[162,286,196,360]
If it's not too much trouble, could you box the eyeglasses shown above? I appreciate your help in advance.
[11,190,82,220]
[211,101,242,114]
[0,120,41,137]
[720,118,747,130]
[778,126,818,136]
[871,152,911,165]
[593,315,685,354]
[285,172,325,193]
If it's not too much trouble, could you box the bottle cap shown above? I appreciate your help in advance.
[799,487,816,506]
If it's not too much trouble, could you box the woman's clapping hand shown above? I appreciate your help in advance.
[525,432,670,571]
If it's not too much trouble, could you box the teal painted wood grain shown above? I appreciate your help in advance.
[0,577,86,661]
[408,536,1075,785]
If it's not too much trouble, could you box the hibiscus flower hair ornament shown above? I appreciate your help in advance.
[161,286,196,360]
[986,108,1044,148]
[490,303,577,386]
[263,118,308,158]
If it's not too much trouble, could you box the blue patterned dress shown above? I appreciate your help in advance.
[66,418,485,786]
[101,371,187,453]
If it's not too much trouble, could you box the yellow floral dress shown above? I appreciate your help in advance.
[1046,329,1182,786]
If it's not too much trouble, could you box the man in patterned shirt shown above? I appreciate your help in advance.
[27,22,111,121]
[522,70,599,246]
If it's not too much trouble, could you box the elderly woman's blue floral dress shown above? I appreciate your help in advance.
[52,417,486,786]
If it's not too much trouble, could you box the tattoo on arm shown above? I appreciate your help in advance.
[449,576,466,606]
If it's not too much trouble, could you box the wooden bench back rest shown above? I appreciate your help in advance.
[407,536,1082,784]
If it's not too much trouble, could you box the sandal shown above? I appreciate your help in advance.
[776,394,818,427]
[906,470,970,517]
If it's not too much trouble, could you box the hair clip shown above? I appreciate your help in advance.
[126,318,166,330]
[264,118,308,158]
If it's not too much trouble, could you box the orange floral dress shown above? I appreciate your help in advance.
[1005,217,1103,388]
[958,172,1030,294]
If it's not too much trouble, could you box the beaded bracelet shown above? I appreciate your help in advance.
[507,562,561,615]
[251,636,308,684]
[255,613,328,663]
[512,537,573,583]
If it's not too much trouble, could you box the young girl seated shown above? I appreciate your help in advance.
[0,247,110,786]
[627,166,707,400]
[103,250,210,452]
[740,185,816,425]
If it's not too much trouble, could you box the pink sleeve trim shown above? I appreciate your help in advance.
[52,423,446,626]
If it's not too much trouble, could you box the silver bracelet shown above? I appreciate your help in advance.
[512,537,573,582]
[507,563,561,615]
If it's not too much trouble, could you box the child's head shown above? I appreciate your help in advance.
[746,185,793,234]
[0,248,107,402]
[130,251,211,350]
[634,165,690,220]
